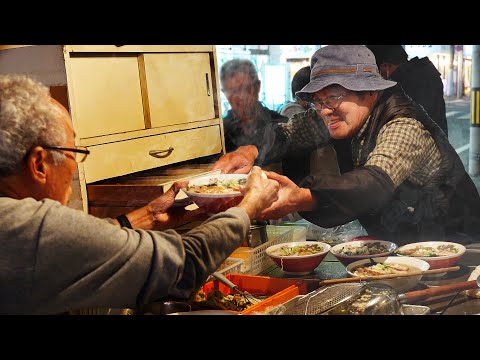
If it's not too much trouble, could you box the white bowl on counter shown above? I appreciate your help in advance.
[346,256,430,292]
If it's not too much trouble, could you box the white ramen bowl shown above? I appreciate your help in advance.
[346,256,430,293]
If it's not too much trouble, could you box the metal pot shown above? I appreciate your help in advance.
[168,310,239,315]
[325,277,480,315]
[245,221,268,247]
[136,301,192,315]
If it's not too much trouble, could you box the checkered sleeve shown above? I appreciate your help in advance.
[365,117,439,187]
[279,109,331,152]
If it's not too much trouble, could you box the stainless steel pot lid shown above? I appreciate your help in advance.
[168,310,239,315]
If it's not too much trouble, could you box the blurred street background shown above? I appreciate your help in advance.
[445,96,480,190]
[216,45,471,114]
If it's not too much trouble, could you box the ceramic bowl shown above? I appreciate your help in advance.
[330,240,398,266]
[265,241,331,275]
[183,174,247,214]
[346,256,430,292]
[395,241,466,270]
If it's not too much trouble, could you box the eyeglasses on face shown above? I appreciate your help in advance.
[221,83,255,97]
[43,146,90,163]
[309,94,346,110]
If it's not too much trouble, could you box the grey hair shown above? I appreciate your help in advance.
[0,74,66,177]
[220,58,259,84]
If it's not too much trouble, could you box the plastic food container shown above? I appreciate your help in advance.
[200,274,308,315]
[206,257,244,282]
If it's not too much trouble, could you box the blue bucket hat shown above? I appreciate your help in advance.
[296,45,397,102]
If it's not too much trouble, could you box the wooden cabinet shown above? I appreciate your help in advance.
[84,126,222,183]
[67,51,217,138]
[67,55,146,138]
[142,53,216,127]
[0,45,225,214]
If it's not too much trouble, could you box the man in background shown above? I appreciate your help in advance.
[218,59,289,169]
[366,45,448,136]
[279,66,311,118]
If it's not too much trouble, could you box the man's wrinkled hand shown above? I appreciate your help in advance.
[237,166,279,220]
[147,181,210,230]
[210,145,258,174]
[257,170,303,220]
[148,181,188,216]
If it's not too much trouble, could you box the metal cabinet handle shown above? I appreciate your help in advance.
[149,147,174,158]
[205,73,211,96]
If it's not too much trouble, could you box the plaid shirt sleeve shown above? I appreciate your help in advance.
[364,117,441,187]
[279,109,331,152]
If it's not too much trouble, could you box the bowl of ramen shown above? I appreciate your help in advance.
[265,241,331,275]
[183,174,248,214]
[330,240,398,266]
[346,256,430,292]
[395,241,466,270]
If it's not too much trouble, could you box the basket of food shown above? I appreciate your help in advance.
[190,274,308,314]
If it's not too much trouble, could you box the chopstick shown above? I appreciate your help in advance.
[318,266,460,286]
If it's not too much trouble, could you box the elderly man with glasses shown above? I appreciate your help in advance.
[213,45,480,246]
[0,74,280,314]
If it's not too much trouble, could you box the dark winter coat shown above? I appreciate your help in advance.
[391,56,448,136]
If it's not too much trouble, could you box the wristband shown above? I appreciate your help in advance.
[116,214,133,229]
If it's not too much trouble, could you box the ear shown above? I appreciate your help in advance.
[26,146,49,185]
[254,79,261,92]
[384,63,397,78]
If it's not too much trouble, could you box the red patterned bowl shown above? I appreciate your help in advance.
[266,241,331,275]
[395,241,466,270]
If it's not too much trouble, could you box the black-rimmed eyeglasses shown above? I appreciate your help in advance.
[43,146,90,163]
[309,94,346,110]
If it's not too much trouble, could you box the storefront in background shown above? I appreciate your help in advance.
[405,45,471,97]
[215,45,470,116]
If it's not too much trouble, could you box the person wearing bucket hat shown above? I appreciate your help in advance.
[295,45,397,102]
[366,45,448,136]
[215,45,480,246]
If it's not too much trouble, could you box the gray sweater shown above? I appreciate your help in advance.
[0,196,250,314]
[280,102,307,119]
